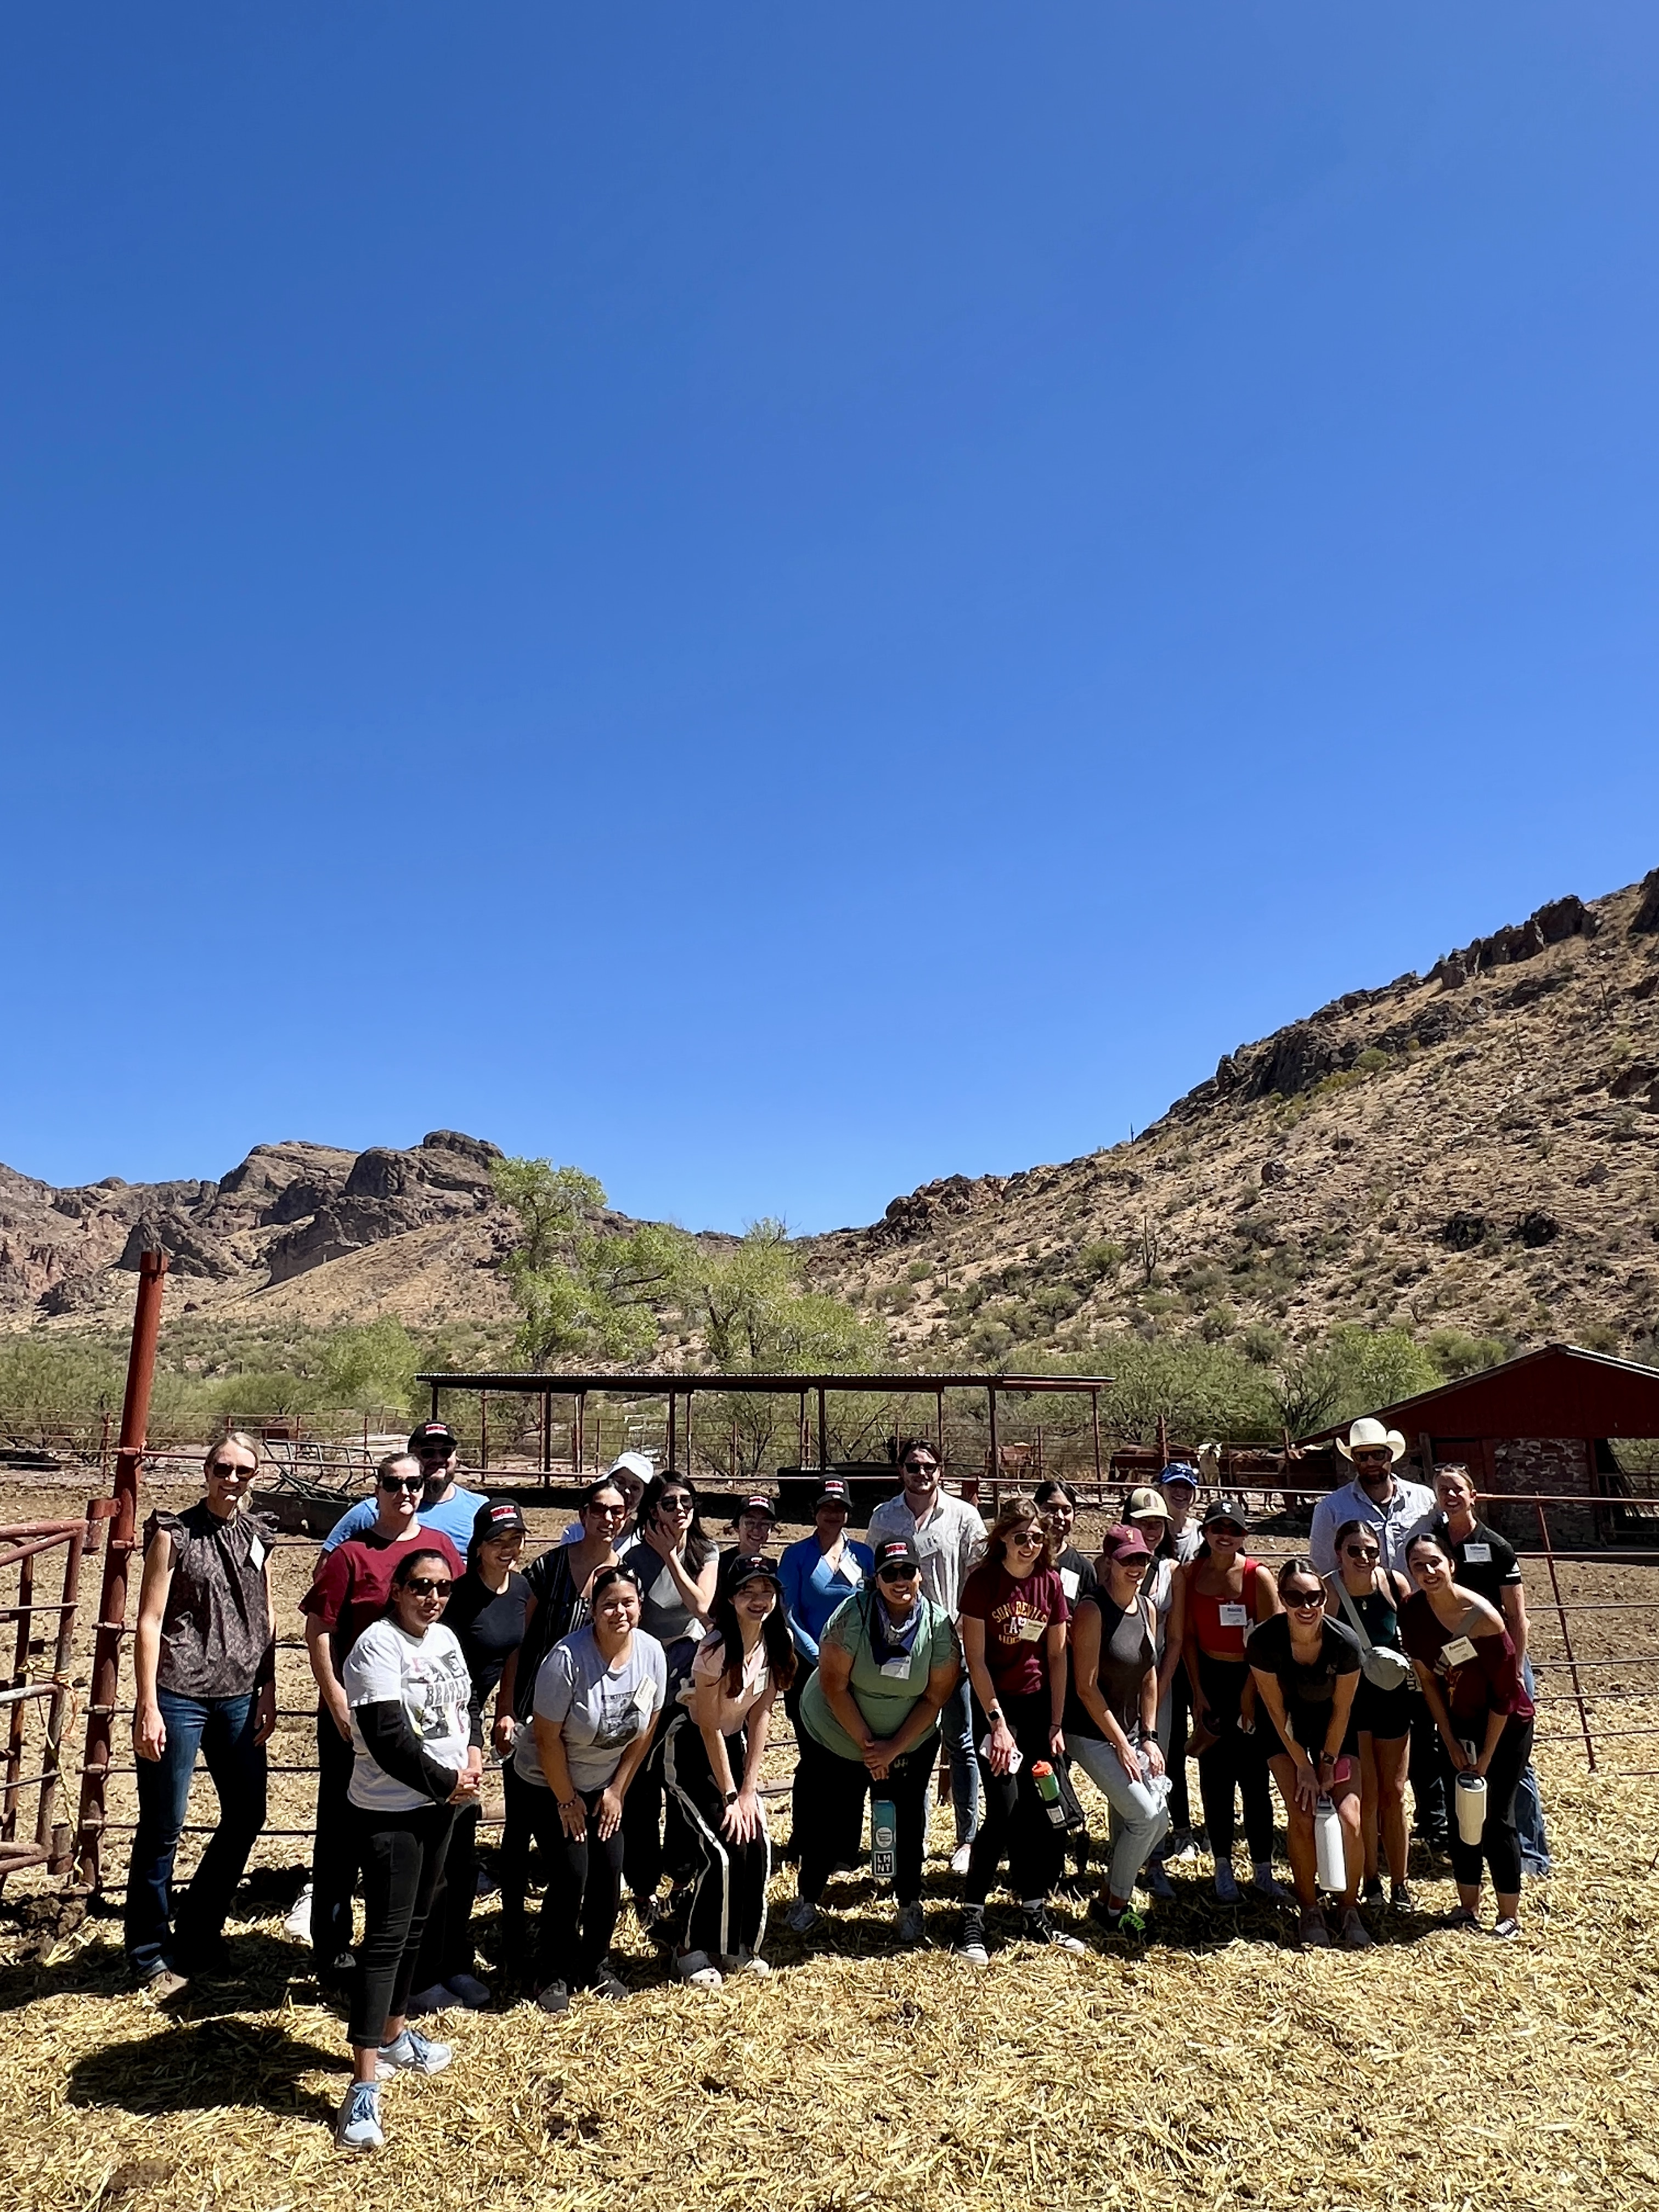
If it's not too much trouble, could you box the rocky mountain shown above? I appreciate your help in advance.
[2,867,1656,1361]
[808,869,1659,1366]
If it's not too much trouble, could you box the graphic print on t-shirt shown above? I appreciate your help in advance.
[990,1588,1051,1650]
[405,1645,472,1743]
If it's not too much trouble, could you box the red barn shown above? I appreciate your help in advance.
[1300,1342,1659,1547]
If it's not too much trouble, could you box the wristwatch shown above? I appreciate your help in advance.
[724,1788,740,1804]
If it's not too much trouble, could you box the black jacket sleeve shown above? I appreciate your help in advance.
[355,1701,464,1804]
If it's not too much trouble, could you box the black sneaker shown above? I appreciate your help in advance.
[1021,1903,1087,1955]
[535,1979,571,2014]
[953,1907,989,1965]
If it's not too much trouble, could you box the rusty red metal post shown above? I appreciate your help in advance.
[75,1249,168,1886]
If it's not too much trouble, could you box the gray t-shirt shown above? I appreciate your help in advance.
[517,1624,668,1793]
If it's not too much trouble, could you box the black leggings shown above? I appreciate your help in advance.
[622,1711,694,1903]
[520,1778,628,1990]
[1446,1713,1534,1896]
[964,1691,1063,1907]
[1192,1654,1273,1863]
[795,1728,939,1908]
[349,1802,455,2050]
[413,1802,481,1989]
[663,1712,771,1961]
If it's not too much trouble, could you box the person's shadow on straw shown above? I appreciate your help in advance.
[67,2015,341,2124]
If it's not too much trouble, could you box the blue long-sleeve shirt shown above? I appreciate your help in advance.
[778,1534,875,1663]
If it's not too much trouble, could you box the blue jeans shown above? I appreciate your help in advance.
[1516,1656,1551,1875]
[123,1689,267,1977]
[946,1677,981,1845]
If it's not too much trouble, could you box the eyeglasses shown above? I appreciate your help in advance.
[1284,1591,1323,1610]
[380,1475,424,1493]
[404,1578,453,1598]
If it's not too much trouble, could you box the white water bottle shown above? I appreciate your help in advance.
[1313,1796,1345,1892]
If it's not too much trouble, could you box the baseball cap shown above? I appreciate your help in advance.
[409,1420,458,1454]
[726,1554,782,1592]
[872,1536,922,1577]
[1159,1462,1199,1491]
[1099,1523,1153,1564]
[814,1479,852,1510]
[1124,1486,1171,1522]
[1201,1494,1251,1532]
[471,1499,526,1547]
[739,1494,777,1520]
[607,1451,654,1488]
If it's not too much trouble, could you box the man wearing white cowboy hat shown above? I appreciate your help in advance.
[1308,1418,1435,1582]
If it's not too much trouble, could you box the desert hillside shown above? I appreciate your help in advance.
[2,869,1655,1370]
[809,870,1659,1368]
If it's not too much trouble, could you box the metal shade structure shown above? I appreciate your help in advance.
[415,1367,1114,1483]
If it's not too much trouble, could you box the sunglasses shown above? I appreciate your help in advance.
[877,1565,920,1582]
[1344,1546,1380,1561]
[380,1475,424,1493]
[208,1460,252,1479]
[1285,1591,1323,1610]
[1352,1450,1392,1466]
[661,1496,694,1514]
[1010,1531,1043,1549]
[404,1577,453,1598]
[587,1501,628,1517]
[902,1462,938,1476]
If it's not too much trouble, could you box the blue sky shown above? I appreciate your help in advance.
[3,4,1656,1234]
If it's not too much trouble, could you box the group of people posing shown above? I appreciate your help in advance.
[123,1417,1546,2152]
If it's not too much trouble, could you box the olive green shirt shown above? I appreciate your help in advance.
[799,1590,958,1762]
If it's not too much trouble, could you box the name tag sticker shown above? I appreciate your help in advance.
[1060,1567,1081,1600]
[633,1678,657,1714]
[1442,1635,1479,1666]
[1218,1602,1249,1629]
[880,1654,913,1679]
[247,1537,268,1573]
[1463,1543,1492,1564]
[1014,1617,1046,1644]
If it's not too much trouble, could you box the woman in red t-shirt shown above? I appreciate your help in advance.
[1401,1531,1534,1939]
[952,1493,1085,1963]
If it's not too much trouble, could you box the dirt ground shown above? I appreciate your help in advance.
[0,1472,1656,2212]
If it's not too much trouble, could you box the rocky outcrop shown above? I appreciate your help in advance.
[263,1133,503,1285]
[1430,894,1598,988]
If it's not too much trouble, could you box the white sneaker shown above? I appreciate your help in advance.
[949,1843,973,1877]
[335,2081,383,2151]
[283,1884,313,1942]
[1213,1861,1242,1905]
[375,2029,452,2079]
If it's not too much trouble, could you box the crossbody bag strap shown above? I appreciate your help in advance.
[1333,1576,1376,1654]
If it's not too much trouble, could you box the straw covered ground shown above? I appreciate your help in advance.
[0,1481,1656,2211]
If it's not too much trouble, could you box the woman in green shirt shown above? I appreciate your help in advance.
[783,1536,961,1948]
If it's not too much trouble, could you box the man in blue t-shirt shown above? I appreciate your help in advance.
[321,1420,482,1556]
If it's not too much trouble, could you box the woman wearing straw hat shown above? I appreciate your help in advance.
[785,1534,961,1947]
[1248,1556,1369,1949]
[1323,1518,1415,1912]
[334,1547,478,2152]
[1065,1523,1171,1934]
[1178,1498,1289,1906]
[516,1561,668,2012]
[1400,1531,1534,1939]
